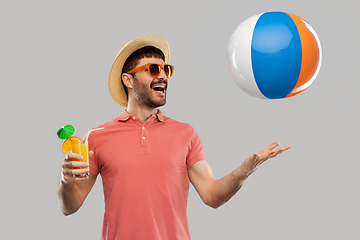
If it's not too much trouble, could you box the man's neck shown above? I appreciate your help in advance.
[126,104,158,123]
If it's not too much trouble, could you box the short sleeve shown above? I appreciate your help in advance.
[186,126,206,169]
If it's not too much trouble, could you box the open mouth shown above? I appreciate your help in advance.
[152,84,166,94]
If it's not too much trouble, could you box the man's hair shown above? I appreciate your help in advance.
[121,46,165,97]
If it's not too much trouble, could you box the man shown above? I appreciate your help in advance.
[56,34,290,240]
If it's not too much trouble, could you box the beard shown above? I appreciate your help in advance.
[132,76,167,108]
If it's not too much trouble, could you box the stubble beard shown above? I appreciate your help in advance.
[133,76,167,108]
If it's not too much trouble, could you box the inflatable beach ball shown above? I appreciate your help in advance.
[227,11,322,99]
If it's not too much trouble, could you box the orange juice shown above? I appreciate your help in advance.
[71,143,89,176]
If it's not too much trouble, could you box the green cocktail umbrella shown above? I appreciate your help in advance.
[57,125,75,139]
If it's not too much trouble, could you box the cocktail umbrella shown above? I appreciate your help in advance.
[57,125,75,139]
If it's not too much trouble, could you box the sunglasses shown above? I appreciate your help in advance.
[127,63,174,78]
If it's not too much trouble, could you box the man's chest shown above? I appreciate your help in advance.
[95,126,192,180]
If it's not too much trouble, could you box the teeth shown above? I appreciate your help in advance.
[153,84,165,89]
[153,84,166,94]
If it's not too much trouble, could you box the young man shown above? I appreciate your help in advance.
[56,34,290,240]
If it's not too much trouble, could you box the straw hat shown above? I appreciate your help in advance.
[108,34,170,107]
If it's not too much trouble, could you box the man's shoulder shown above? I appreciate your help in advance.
[163,115,196,132]
[86,116,120,139]
[91,117,118,130]
[163,115,187,125]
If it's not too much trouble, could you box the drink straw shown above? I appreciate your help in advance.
[85,127,104,144]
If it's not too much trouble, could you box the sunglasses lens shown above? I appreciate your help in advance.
[164,65,173,77]
[149,64,160,77]
[147,64,173,77]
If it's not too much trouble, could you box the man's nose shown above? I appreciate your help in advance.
[158,67,168,79]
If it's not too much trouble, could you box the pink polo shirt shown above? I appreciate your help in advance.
[87,110,206,240]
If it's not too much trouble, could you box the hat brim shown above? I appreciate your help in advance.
[108,34,170,107]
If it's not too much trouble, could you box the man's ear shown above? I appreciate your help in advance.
[122,73,133,90]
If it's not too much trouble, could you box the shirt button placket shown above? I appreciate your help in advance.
[141,125,146,145]
[140,125,150,154]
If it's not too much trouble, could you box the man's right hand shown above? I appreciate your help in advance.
[61,151,93,184]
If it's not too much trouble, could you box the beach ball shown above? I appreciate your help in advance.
[227,11,322,99]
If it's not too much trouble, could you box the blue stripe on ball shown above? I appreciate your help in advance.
[251,12,302,99]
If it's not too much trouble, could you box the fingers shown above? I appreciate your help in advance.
[62,152,91,183]
[62,172,90,183]
[65,152,83,162]
[258,143,291,161]
[64,153,90,169]
[65,151,93,162]
[269,145,291,158]
[241,144,291,177]
[61,165,90,183]
[266,142,280,150]
[283,146,291,151]
[62,159,89,169]
[62,168,90,178]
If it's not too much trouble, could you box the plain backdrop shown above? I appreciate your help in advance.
[1,0,359,239]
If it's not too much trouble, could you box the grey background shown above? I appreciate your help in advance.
[1,0,359,239]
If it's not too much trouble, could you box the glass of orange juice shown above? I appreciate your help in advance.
[71,142,89,177]
[58,126,104,176]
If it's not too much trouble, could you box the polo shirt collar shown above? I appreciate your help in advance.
[117,111,132,122]
[154,109,165,122]
[117,109,165,122]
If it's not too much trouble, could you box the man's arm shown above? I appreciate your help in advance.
[56,151,97,216]
[188,142,290,209]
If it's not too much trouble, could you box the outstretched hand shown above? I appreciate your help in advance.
[240,142,291,177]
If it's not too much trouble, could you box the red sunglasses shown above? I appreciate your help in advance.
[127,63,174,78]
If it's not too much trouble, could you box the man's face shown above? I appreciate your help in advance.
[131,57,169,108]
